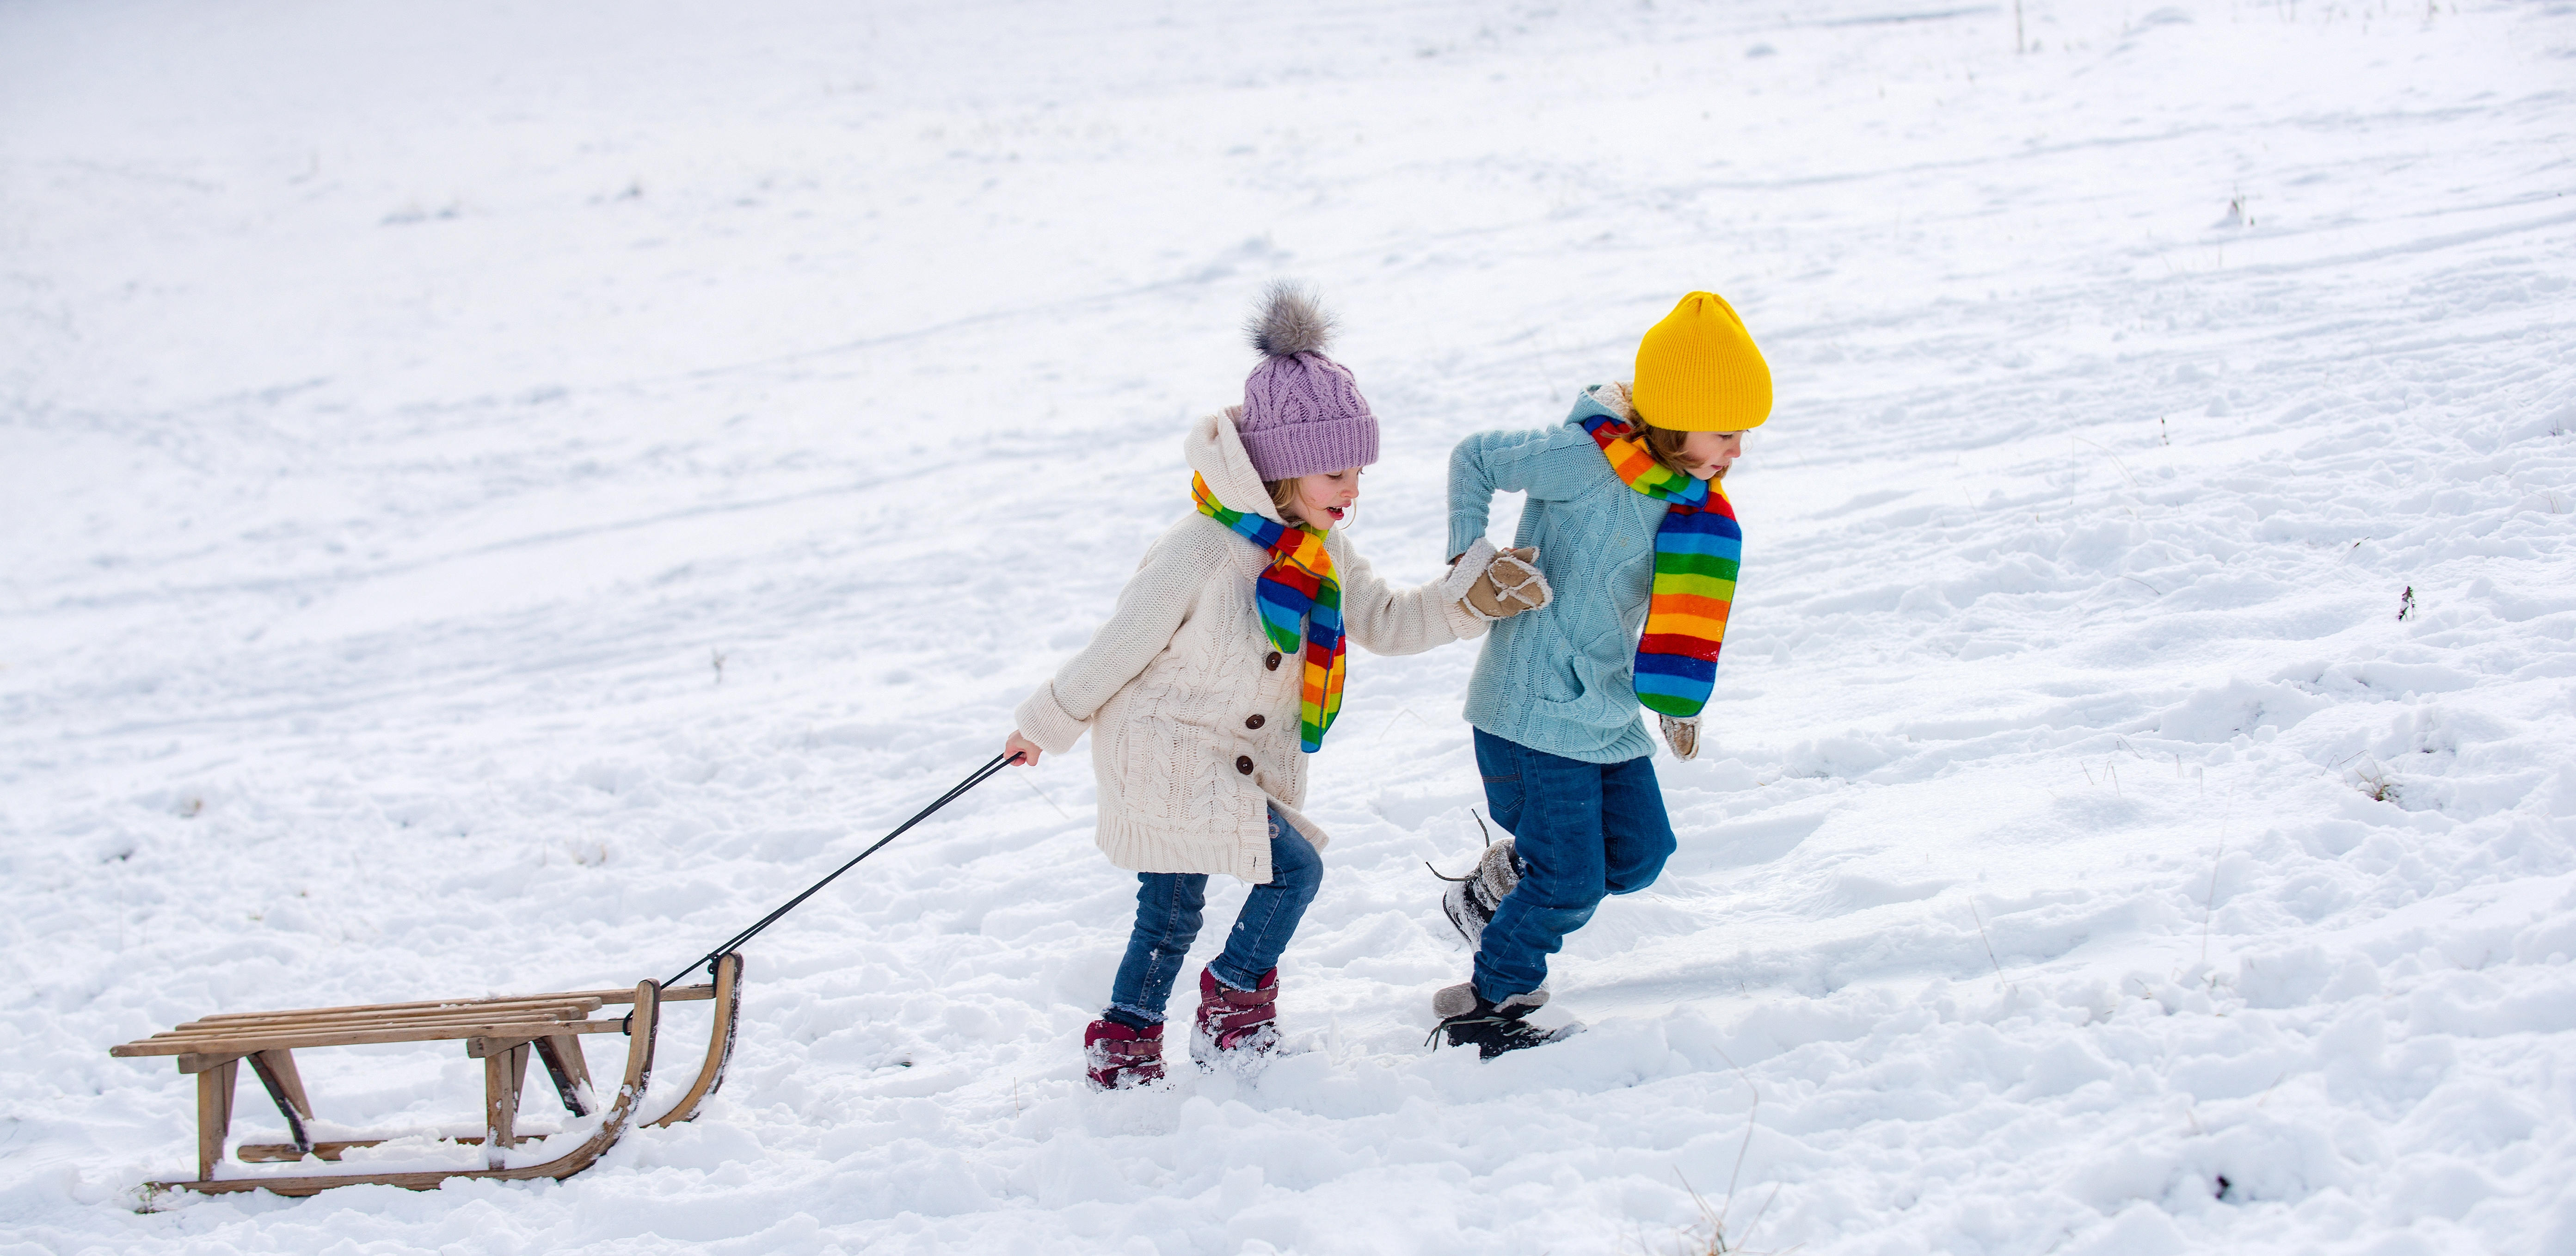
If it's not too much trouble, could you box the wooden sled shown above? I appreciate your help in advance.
[109,953,743,1197]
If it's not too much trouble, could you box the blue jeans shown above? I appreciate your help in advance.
[1471,727,1677,1004]
[1105,806,1323,1026]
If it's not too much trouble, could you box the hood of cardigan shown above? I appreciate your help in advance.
[1565,380,1636,428]
[1185,406,1287,523]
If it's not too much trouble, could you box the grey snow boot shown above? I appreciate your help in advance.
[1428,982,1579,1059]
[1437,837,1519,950]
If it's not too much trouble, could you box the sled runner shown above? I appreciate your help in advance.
[107,953,743,1196]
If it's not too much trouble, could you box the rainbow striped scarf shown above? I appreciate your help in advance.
[1579,414,1740,719]
[1191,474,1346,751]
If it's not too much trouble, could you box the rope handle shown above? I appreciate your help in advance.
[663,751,1019,987]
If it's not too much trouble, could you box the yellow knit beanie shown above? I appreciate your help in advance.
[1631,290,1771,432]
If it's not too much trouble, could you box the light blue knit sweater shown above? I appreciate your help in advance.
[1447,387,1676,764]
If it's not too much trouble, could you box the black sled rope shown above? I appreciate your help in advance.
[662,751,1019,987]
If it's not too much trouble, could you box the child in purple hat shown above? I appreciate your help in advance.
[1002,284,1552,1089]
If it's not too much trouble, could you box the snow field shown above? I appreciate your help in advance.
[3,0,2574,1252]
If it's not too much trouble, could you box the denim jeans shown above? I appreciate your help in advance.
[1471,727,1677,1004]
[1105,806,1324,1026]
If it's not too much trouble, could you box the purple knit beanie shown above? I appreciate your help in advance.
[1236,283,1379,480]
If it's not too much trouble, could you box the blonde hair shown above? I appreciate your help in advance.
[1637,421,1699,479]
[1264,477,1303,524]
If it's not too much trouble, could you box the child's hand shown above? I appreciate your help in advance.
[1658,715,1700,761]
[1004,731,1043,767]
[1462,547,1551,622]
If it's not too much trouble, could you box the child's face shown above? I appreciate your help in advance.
[1673,430,1745,480]
[1288,468,1361,529]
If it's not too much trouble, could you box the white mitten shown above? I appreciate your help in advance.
[1461,547,1552,622]
[1659,714,1700,761]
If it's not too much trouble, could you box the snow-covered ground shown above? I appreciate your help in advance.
[5,0,2573,1251]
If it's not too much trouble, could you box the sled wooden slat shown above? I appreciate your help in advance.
[139,1006,607,1044]
[175,998,606,1030]
[112,955,747,1197]
[164,985,712,1024]
[141,1014,617,1046]
[148,1014,610,1047]
[573,984,714,1005]
[117,1017,629,1058]
[184,993,610,1019]
[162,1003,606,1034]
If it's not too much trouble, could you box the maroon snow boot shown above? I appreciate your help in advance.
[1189,967,1281,1072]
[1083,1018,1165,1090]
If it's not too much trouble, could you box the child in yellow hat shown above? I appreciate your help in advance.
[1430,291,1771,1057]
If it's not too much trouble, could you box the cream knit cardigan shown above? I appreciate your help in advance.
[1014,410,1491,883]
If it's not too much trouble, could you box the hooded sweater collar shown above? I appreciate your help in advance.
[1185,406,1285,523]
[1564,382,1635,428]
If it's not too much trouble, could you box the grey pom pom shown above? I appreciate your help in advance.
[1246,281,1335,358]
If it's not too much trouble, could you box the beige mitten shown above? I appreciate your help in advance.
[1462,547,1552,622]
[1659,714,1700,761]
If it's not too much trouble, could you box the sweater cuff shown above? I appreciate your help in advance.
[1446,516,1486,564]
[1014,683,1090,755]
